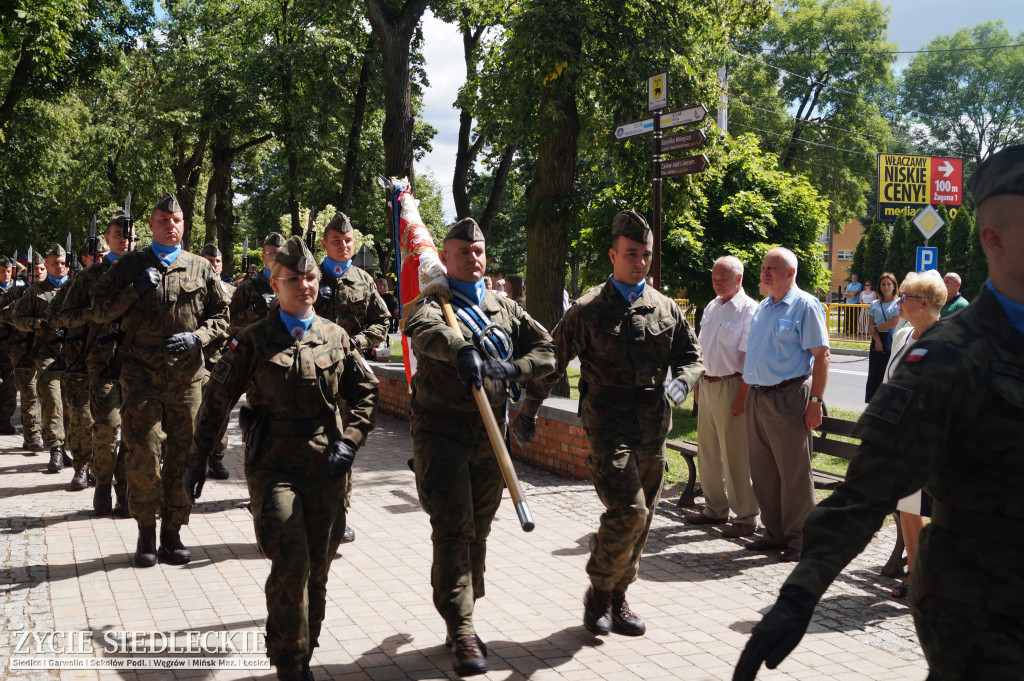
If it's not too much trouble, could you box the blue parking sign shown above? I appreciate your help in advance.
[916,247,938,272]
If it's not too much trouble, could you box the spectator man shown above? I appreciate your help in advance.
[842,273,863,335]
[684,256,759,538]
[376,277,400,334]
[741,247,829,562]
[940,272,969,318]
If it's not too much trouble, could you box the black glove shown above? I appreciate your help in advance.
[133,267,160,295]
[666,377,690,405]
[733,585,817,681]
[325,439,357,480]
[481,359,521,382]
[252,293,274,316]
[318,285,332,302]
[164,332,200,356]
[53,327,68,341]
[456,346,484,397]
[183,468,206,505]
[511,414,536,445]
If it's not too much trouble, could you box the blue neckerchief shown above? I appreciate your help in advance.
[611,277,646,304]
[151,242,181,266]
[105,252,120,263]
[450,278,486,306]
[279,308,315,341]
[0,281,9,292]
[48,274,68,288]
[262,268,271,281]
[986,280,1024,334]
[322,257,352,278]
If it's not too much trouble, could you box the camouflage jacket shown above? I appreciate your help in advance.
[404,290,556,420]
[228,273,274,335]
[204,279,235,373]
[0,281,27,358]
[313,262,391,350]
[53,260,114,375]
[190,313,378,478]
[786,285,1024,617]
[44,285,84,374]
[11,277,64,365]
[523,279,704,439]
[91,247,229,379]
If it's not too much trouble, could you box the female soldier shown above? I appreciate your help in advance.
[187,236,378,681]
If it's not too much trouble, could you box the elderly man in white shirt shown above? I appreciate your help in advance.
[685,256,760,538]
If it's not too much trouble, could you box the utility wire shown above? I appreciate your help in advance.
[731,97,889,141]
[730,122,876,157]
[750,43,1024,56]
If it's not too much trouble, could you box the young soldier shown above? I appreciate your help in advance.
[0,255,22,435]
[229,233,282,335]
[1,252,44,450]
[199,243,234,480]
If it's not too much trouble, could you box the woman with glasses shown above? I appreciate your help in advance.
[865,272,900,401]
[187,236,378,681]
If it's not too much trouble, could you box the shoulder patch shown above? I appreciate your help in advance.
[902,348,929,364]
[228,338,238,350]
[863,383,914,426]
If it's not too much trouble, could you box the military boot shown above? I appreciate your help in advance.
[46,447,65,473]
[341,525,355,543]
[583,587,613,635]
[135,526,158,568]
[450,634,487,676]
[25,436,44,453]
[113,490,130,518]
[207,460,229,480]
[69,468,90,491]
[610,592,646,636]
[159,529,192,565]
[93,483,113,514]
[0,421,16,435]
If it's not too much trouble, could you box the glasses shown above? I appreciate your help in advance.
[274,274,319,287]
[898,293,925,303]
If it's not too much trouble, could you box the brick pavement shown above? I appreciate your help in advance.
[1,411,927,680]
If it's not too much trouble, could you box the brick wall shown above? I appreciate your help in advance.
[370,361,591,479]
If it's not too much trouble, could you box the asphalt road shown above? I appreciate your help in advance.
[826,353,869,414]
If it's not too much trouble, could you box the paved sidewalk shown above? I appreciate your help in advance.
[1,412,927,680]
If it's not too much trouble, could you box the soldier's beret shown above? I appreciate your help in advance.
[443,217,485,243]
[325,210,353,234]
[200,243,221,258]
[107,210,125,228]
[152,193,184,216]
[263,232,285,248]
[967,144,1024,206]
[0,256,10,267]
[95,235,110,253]
[46,244,66,259]
[274,235,317,274]
[611,210,652,243]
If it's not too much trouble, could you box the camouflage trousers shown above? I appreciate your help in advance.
[912,593,1024,680]
[61,372,93,472]
[585,429,666,593]
[12,366,40,440]
[120,364,201,530]
[200,374,229,468]
[0,353,16,426]
[326,400,353,553]
[412,417,505,638]
[35,360,64,448]
[89,373,125,496]
[247,468,345,668]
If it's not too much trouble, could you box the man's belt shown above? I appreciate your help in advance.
[752,374,810,393]
[930,499,1024,548]
[704,372,741,383]
[262,416,337,437]
[586,384,665,401]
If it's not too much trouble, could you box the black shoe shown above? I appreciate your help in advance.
[158,529,192,565]
[135,526,158,568]
[583,587,613,635]
[0,422,16,435]
[451,634,487,676]
[62,448,73,467]
[25,436,44,452]
[113,494,131,518]
[93,483,112,514]
[46,447,65,473]
[341,525,355,544]
[611,592,646,636]
[69,468,90,491]
[301,660,315,681]
[207,461,229,480]
[444,634,487,658]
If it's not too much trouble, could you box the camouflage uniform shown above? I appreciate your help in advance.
[0,280,26,432]
[91,246,228,531]
[11,276,66,450]
[229,273,275,335]
[190,291,377,672]
[522,279,703,593]
[201,278,235,470]
[0,281,40,444]
[405,288,555,639]
[47,285,93,472]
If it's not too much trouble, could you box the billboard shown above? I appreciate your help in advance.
[876,154,963,222]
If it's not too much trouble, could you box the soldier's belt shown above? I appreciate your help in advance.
[262,416,337,437]
[930,499,1024,547]
[752,374,810,393]
[586,384,665,401]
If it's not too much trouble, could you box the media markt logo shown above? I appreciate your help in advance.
[10,630,271,670]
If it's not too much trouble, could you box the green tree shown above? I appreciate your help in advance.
[885,214,915,279]
[850,223,868,279]
[964,220,989,298]
[862,220,889,287]
[942,206,973,276]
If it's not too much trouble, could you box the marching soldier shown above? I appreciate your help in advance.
[517,211,704,638]
[0,255,22,435]
[1,252,44,451]
[404,218,555,676]
[228,232,282,335]
[188,236,377,681]
[313,210,391,547]
[12,245,70,473]
[91,194,229,567]
[199,243,234,480]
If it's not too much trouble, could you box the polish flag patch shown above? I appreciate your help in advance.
[229,338,238,350]
[903,348,929,364]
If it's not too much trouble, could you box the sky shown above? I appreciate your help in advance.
[415,1,1024,220]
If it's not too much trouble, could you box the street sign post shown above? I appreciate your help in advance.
[648,71,667,111]
[661,154,709,177]
[913,204,945,243]
[660,130,706,154]
[916,247,938,272]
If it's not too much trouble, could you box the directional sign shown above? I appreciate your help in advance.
[877,153,963,222]
[660,129,706,154]
[913,204,945,240]
[614,117,654,140]
[916,247,938,273]
[660,154,709,178]
[648,71,668,111]
[659,104,708,130]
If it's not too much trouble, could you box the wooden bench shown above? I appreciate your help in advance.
[668,440,700,507]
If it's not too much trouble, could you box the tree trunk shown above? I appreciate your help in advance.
[339,35,375,215]
[0,46,33,135]
[170,127,209,250]
[205,124,236,275]
[478,144,516,236]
